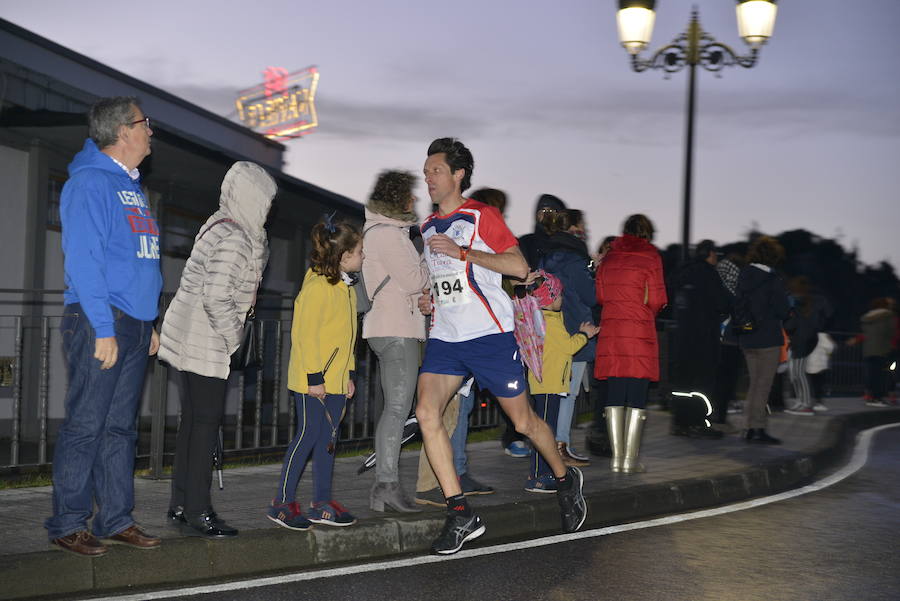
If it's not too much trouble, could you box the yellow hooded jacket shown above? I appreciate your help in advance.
[528,310,588,395]
[287,269,357,394]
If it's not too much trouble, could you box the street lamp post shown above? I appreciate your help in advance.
[615,0,778,261]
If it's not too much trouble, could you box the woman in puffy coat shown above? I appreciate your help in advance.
[158,162,276,537]
[595,214,667,473]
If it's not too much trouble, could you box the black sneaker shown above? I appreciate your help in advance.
[557,467,587,533]
[415,488,446,507]
[459,472,495,495]
[431,513,486,555]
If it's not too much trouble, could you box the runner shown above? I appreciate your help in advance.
[416,138,587,555]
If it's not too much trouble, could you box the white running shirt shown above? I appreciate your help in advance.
[421,199,518,343]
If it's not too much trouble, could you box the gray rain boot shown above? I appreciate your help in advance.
[622,407,647,473]
[370,481,421,513]
[604,406,625,472]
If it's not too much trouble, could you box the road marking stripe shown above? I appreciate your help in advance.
[88,422,899,601]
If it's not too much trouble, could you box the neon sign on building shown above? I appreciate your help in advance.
[235,66,319,140]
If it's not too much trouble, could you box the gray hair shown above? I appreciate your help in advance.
[88,97,140,149]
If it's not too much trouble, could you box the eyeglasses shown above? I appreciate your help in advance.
[129,116,151,129]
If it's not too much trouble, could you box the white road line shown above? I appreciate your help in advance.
[87,422,900,601]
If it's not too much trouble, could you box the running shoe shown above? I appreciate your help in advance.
[557,467,587,533]
[431,513,485,555]
[266,501,312,531]
[306,500,357,527]
[505,441,531,458]
[524,474,558,494]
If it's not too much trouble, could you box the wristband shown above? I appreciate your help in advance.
[459,246,469,262]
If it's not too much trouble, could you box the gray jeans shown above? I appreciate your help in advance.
[368,337,420,483]
[742,346,781,429]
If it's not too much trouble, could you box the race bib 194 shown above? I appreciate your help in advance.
[432,271,471,307]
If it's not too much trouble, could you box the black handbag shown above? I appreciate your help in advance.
[230,306,260,371]
[195,218,262,371]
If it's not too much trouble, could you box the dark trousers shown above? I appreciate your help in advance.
[529,393,560,478]
[713,343,742,422]
[170,371,227,518]
[865,356,888,400]
[274,393,345,505]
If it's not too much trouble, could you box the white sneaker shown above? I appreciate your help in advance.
[813,403,829,412]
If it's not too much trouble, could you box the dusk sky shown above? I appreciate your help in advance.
[4,0,899,267]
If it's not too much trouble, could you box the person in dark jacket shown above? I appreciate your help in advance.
[735,236,791,444]
[595,215,667,472]
[501,193,568,458]
[541,208,598,465]
[783,277,833,415]
[518,194,566,270]
[669,240,731,438]
[855,297,897,406]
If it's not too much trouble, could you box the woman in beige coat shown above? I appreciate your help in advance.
[158,162,276,537]
[362,171,430,512]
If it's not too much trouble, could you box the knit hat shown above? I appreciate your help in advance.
[535,194,566,213]
[532,270,563,307]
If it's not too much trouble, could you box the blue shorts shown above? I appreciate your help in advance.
[420,332,526,398]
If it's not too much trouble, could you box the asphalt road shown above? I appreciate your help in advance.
[88,427,900,601]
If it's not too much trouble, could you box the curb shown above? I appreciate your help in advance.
[2,408,898,600]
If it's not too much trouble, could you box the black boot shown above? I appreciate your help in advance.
[182,510,239,538]
[745,428,781,445]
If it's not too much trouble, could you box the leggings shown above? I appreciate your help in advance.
[170,371,227,518]
[273,392,345,505]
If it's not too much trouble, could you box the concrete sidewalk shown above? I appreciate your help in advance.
[2,399,898,600]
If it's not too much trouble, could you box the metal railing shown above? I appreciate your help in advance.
[0,290,872,474]
[0,290,508,474]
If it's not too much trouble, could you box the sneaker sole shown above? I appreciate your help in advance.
[265,513,311,531]
[505,450,531,458]
[524,487,557,494]
[564,468,587,533]
[307,518,357,527]
[462,489,495,496]
[415,497,445,507]
[433,523,486,555]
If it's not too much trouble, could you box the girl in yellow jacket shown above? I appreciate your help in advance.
[525,271,599,493]
[267,217,363,530]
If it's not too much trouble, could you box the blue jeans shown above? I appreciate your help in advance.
[451,387,476,475]
[46,304,153,540]
[556,361,587,445]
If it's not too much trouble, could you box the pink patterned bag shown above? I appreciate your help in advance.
[512,294,546,383]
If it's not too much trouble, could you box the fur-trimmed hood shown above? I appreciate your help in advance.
[366,197,417,223]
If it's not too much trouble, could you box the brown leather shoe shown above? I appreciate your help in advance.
[558,442,590,467]
[52,531,108,557]
[106,525,161,549]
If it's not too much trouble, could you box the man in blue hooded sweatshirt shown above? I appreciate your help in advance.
[46,97,163,556]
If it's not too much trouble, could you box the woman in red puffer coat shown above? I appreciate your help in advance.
[595,214,667,474]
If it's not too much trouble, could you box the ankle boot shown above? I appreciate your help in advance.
[622,407,647,473]
[370,481,421,513]
[604,406,625,472]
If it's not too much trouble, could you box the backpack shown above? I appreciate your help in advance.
[731,272,775,335]
[353,224,391,314]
